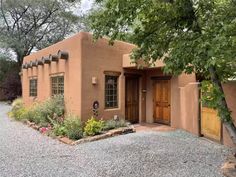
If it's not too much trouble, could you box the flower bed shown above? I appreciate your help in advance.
[9,97,135,145]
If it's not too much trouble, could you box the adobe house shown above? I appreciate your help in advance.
[22,32,236,147]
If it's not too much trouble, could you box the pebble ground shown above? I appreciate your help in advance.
[0,102,231,177]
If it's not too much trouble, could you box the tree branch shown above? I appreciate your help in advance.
[0,0,10,31]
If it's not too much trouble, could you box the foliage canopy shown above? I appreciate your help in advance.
[90,0,236,143]
[0,0,81,66]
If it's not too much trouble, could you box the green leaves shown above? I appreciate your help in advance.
[90,0,236,141]
[0,0,81,65]
[201,80,232,123]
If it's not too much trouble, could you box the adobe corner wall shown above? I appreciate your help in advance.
[223,82,236,147]
[22,33,83,117]
[171,74,200,136]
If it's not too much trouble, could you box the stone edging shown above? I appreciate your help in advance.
[25,120,136,145]
[62,126,136,146]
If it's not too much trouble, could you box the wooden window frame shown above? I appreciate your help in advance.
[29,78,37,97]
[104,73,120,109]
[51,75,64,96]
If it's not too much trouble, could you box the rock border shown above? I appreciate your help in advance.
[71,126,135,145]
[24,120,136,146]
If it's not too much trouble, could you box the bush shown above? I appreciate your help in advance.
[52,114,83,140]
[10,98,28,121]
[10,96,65,126]
[25,95,65,125]
[84,117,105,136]
[53,123,67,136]
[32,95,64,124]
[64,114,83,140]
[103,119,127,131]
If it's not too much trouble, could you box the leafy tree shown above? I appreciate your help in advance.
[0,0,81,67]
[0,53,21,100]
[90,0,236,144]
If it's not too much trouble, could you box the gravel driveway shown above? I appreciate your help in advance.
[0,102,231,177]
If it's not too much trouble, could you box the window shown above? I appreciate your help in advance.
[51,76,64,96]
[105,75,119,109]
[29,79,37,97]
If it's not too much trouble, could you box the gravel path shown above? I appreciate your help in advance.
[0,102,231,177]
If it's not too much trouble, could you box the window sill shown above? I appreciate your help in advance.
[29,97,37,101]
[104,107,120,111]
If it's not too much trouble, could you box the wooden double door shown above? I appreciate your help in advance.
[153,79,171,125]
[125,76,139,124]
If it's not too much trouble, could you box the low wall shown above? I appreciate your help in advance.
[222,82,236,147]
[177,81,236,147]
[179,82,200,136]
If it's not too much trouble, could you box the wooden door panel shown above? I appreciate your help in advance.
[155,83,162,102]
[155,106,162,120]
[162,81,169,102]
[125,77,139,124]
[163,107,170,123]
[153,80,171,125]
[201,107,221,141]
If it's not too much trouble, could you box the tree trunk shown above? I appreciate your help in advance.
[16,54,24,68]
[209,66,236,145]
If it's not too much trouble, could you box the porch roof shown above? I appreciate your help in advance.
[122,54,165,69]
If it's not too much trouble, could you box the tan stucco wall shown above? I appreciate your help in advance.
[23,33,83,116]
[170,75,199,136]
[222,82,236,147]
[23,32,135,121]
[178,83,200,135]
[79,34,135,121]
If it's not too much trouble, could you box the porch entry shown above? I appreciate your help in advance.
[153,79,171,125]
[125,76,139,123]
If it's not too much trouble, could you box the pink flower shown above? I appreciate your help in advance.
[40,127,48,134]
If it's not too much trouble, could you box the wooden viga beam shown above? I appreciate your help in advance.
[49,54,59,62]
[22,63,28,69]
[36,58,43,66]
[58,50,69,60]
[42,56,50,64]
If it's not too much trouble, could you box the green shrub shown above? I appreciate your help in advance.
[103,119,127,131]
[33,95,64,124]
[84,117,105,136]
[26,95,65,125]
[10,98,29,121]
[11,98,24,110]
[10,96,65,126]
[52,114,83,140]
[64,114,83,140]
[53,123,67,136]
